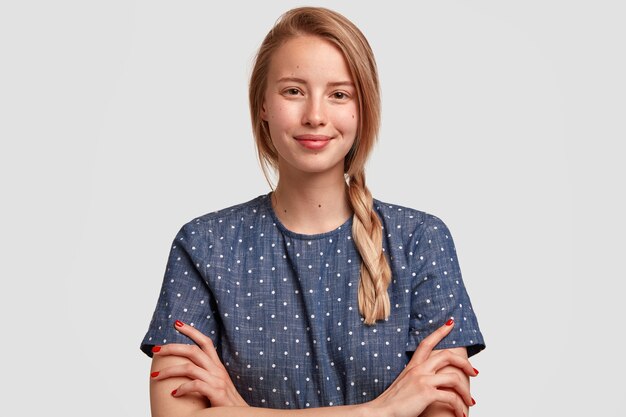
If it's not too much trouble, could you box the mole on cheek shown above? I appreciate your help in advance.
[352,114,355,119]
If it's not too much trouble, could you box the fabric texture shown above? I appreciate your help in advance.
[141,193,485,408]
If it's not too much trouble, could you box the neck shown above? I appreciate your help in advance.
[271,171,352,235]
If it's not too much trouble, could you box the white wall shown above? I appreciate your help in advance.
[1,1,623,415]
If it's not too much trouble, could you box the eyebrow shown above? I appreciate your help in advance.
[276,77,354,88]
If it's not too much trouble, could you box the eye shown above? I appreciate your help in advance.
[332,91,349,100]
[284,88,302,96]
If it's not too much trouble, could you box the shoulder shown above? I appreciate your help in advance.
[171,194,270,251]
[372,197,452,238]
[179,194,269,232]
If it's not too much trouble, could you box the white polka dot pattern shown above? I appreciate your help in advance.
[141,194,485,408]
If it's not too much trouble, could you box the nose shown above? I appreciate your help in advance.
[301,96,327,127]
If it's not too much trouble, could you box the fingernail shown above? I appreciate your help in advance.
[175,320,184,328]
[463,413,466,417]
[152,346,161,353]
[171,389,177,396]
[473,367,479,375]
[471,397,476,405]
[150,371,159,378]
[445,319,454,326]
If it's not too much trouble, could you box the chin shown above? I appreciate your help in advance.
[285,159,345,176]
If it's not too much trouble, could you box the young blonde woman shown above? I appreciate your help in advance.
[141,7,485,417]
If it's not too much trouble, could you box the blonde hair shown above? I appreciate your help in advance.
[249,7,391,324]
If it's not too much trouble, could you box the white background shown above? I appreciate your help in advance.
[1,1,624,415]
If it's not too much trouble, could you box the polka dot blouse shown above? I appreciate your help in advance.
[141,193,485,408]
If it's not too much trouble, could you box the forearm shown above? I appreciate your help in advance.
[151,357,368,417]
[419,400,468,417]
[187,404,369,417]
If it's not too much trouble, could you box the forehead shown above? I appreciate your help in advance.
[267,35,352,81]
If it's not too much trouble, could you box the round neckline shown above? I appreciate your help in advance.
[264,192,353,240]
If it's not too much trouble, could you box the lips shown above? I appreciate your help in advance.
[294,135,331,150]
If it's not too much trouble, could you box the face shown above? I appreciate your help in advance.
[261,35,358,178]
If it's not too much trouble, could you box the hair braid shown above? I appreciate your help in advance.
[348,171,391,324]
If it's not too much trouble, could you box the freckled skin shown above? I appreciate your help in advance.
[260,36,358,177]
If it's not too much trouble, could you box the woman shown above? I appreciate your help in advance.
[141,7,485,417]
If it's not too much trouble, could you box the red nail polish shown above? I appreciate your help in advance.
[150,371,159,378]
[445,319,454,326]
[175,320,184,327]
[152,346,161,353]
[171,389,177,396]
[471,397,476,405]
[473,367,479,375]
[463,413,466,417]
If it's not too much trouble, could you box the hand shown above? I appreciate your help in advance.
[365,320,478,417]
[150,320,249,408]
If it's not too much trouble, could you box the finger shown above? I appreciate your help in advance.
[152,343,212,370]
[173,320,222,365]
[428,373,473,407]
[151,362,211,383]
[431,389,467,417]
[411,318,455,365]
[172,378,234,407]
[171,379,212,398]
[154,344,230,383]
[423,349,478,377]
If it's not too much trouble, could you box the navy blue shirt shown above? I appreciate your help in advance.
[141,193,485,408]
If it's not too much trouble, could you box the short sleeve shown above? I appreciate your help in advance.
[406,215,485,357]
[140,222,220,357]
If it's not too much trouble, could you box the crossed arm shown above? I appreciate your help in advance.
[149,320,477,417]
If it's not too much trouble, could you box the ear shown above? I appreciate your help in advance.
[260,102,268,121]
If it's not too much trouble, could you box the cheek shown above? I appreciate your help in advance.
[267,107,290,129]
[262,94,283,121]
[334,106,359,133]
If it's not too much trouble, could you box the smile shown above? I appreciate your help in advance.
[294,135,331,150]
